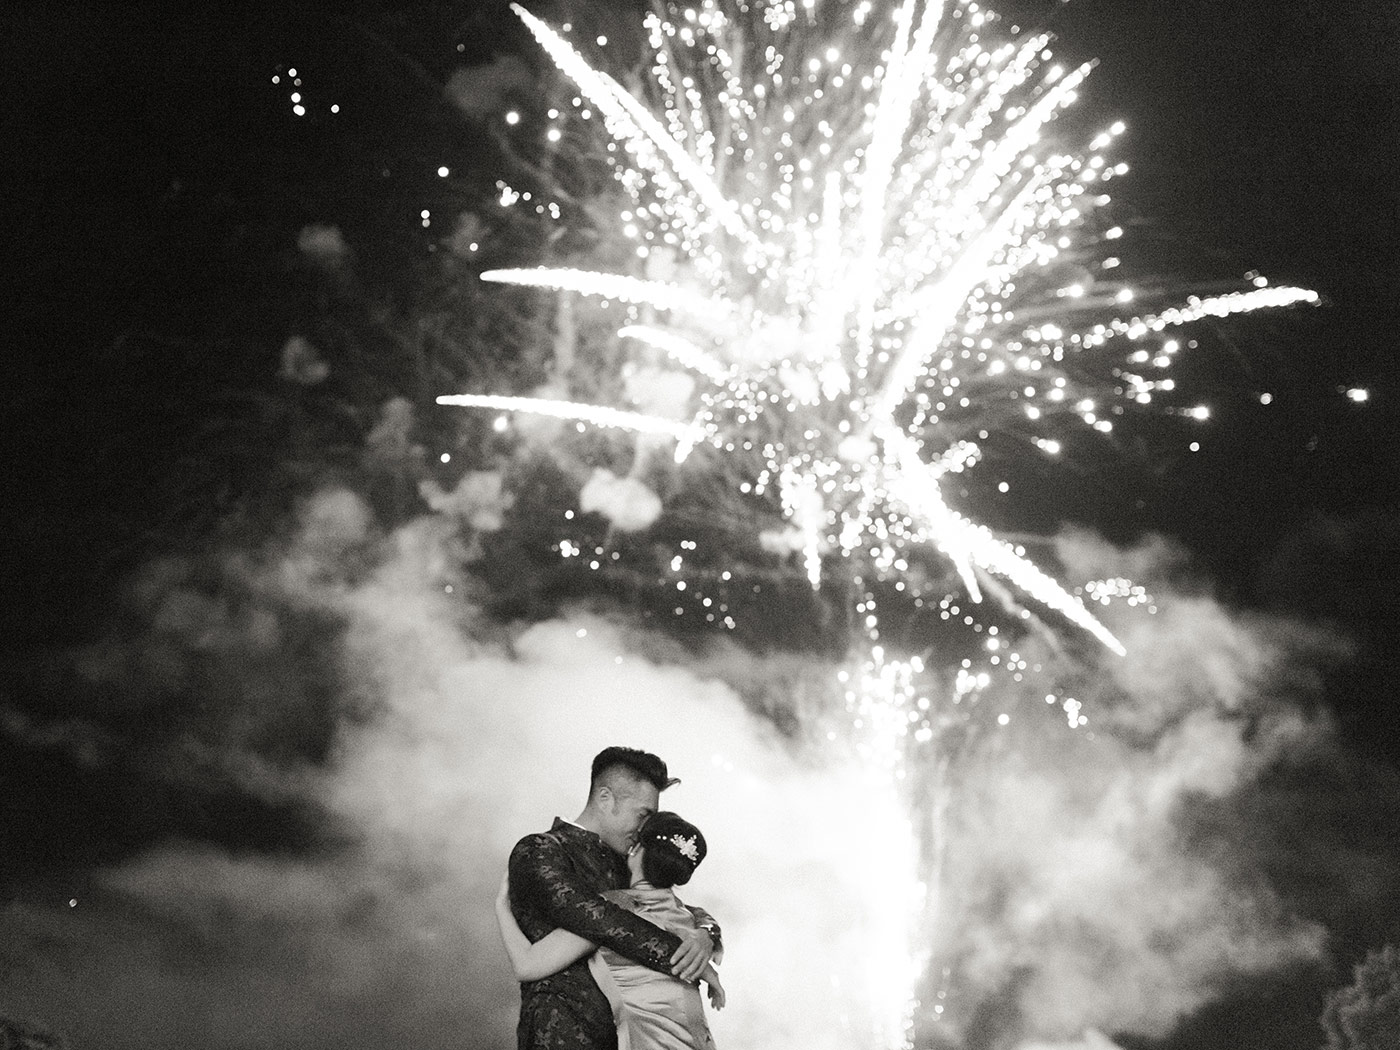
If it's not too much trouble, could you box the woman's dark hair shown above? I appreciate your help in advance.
[638,811,707,888]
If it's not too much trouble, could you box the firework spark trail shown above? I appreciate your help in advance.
[479,267,732,318]
[442,2,1317,1044]
[510,5,759,250]
[456,1,1315,649]
[435,394,700,444]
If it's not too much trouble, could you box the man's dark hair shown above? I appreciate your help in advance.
[590,746,678,793]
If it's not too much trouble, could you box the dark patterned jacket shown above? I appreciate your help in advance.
[508,818,720,1050]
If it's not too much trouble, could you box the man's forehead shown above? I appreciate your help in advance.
[622,782,660,809]
[632,782,660,805]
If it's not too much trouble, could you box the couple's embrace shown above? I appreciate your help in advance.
[495,746,725,1050]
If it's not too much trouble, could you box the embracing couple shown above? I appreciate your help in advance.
[495,746,725,1050]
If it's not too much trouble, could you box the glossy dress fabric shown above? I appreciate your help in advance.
[589,888,718,1050]
[509,819,685,1050]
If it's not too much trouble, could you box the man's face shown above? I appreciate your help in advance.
[601,780,660,855]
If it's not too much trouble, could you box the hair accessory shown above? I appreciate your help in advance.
[660,832,700,862]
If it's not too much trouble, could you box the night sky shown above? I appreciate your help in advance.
[3,1,1399,1049]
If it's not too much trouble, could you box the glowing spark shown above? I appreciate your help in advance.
[435,393,699,449]
[619,325,731,384]
[481,268,732,317]
[1091,287,1319,342]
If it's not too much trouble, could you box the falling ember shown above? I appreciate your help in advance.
[439,1,1318,1044]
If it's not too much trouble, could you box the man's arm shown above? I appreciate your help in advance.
[508,835,684,977]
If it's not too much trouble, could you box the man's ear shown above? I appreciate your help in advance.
[595,784,613,807]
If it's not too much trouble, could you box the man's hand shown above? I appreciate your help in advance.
[669,925,715,982]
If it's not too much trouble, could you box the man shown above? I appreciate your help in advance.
[507,746,722,1050]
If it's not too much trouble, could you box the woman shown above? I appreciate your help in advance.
[496,811,724,1050]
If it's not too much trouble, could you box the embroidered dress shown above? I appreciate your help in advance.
[509,819,685,1050]
[589,887,718,1050]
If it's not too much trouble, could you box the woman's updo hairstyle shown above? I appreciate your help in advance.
[637,811,707,888]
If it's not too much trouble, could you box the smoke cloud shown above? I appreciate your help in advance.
[1,499,1387,1050]
[2,490,919,1049]
[925,532,1353,1049]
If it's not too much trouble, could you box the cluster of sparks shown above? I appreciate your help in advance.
[441,0,1314,669]
[437,3,1316,1043]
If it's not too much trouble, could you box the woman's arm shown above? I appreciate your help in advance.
[496,875,597,981]
[700,961,726,1010]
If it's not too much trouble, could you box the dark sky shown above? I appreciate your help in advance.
[3,2,1399,1049]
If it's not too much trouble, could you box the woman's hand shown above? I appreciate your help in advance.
[700,963,725,1010]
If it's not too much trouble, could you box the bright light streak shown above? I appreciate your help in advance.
[481,267,733,317]
[435,393,699,444]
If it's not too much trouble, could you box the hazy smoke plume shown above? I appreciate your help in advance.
[0,492,1377,1050]
[919,533,1344,1048]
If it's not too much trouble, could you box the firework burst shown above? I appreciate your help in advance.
[441,2,1315,1044]
[443,0,1312,661]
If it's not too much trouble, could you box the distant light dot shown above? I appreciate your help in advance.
[271,75,280,84]
[69,899,78,907]
[493,416,509,432]
[597,35,608,45]
[1105,226,1123,240]
[505,111,521,125]
[292,104,305,116]
[290,92,301,103]
[997,713,1010,726]
[547,127,562,142]
[288,68,297,76]
[1259,393,1273,405]
[997,482,1009,493]
[1345,387,1370,403]
[421,209,430,218]
[439,453,451,464]
[576,629,587,638]
[330,104,339,113]
[437,166,450,177]
[1188,441,1201,452]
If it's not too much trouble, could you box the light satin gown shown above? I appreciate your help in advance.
[588,887,718,1050]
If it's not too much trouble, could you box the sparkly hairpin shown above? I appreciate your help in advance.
[661,832,700,862]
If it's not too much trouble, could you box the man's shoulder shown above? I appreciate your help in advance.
[512,830,558,853]
[510,819,574,860]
